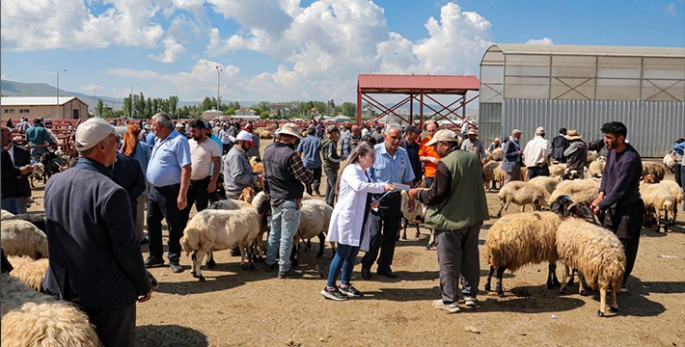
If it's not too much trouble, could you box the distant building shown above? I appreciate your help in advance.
[202,108,224,120]
[1,96,88,120]
[235,108,257,116]
[270,103,288,116]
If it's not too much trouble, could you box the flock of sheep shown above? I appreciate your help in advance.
[1,143,683,344]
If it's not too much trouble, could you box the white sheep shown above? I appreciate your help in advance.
[482,161,501,191]
[663,154,675,171]
[181,207,263,281]
[491,147,504,161]
[556,218,626,317]
[587,150,598,163]
[548,163,566,178]
[493,163,507,188]
[1,209,14,220]
[1,220,49,259]
[639,181,676,232]
[1,300,100,347]
[588,157,606,178]
[291,199,333,265]
[528,176,561,194]
[497,181,551,217]
[549,180,600,206]
[6,256,48,292]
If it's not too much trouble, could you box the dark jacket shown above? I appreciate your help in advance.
[550,135,569,162]
[111,153,146,201]
[12,145,32,198]
[401,138,422,185]
[1,148,23,198]
[42,158,151,309]
[501,137,522,173]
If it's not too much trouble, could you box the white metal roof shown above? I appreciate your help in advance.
[482,44,685,66]
[0,96,82,106]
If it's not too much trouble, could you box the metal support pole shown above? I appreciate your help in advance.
[216,66,222,119]
[56,69,67,119]
[130,82,139,119]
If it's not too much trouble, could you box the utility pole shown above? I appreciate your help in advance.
[56,69,67,119]
[216,66,222,120]
[94,89,97,117]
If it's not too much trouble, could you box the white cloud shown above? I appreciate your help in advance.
[149,37,186,63]
[107,68,159,79]
[526,37,554,45]
[78,84,104,92]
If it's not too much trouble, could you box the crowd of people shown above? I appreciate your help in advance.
[2,113,684,343]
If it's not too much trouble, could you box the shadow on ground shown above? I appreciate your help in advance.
[136,324,208,347]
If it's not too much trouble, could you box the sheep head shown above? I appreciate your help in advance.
[642,174,659,184]
[252,191,271,215]
[238,187,256,203]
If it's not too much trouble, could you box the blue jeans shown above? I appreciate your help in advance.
[425,177,434,188]
[1,198,18,214]
[266,199,301,272]
[326,231,364,287]
[527,165,549,180]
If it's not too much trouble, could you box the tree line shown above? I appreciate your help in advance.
[95,93,357,120]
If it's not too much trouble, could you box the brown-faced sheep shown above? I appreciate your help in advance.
[556,218,626,317]
[1,220,48,259]
[497,181,550,217]
[642,162,666,181]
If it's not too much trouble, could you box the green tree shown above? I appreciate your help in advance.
[341,102,356,118]
[145,97,153,118]
[260,111,269,119]
[276,108,282,119]
[123,96,132,118]
[168,95,179,118]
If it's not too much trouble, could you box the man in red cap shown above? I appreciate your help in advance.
[243,124,260,159]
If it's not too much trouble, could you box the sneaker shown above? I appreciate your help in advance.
[144,257,164,268]
[339,284,363,298]
[264,263,278,272]
[278,267,303,279]
[432,299,460,313]
[463,296,477,307]
[321,287,348,301]
[169,262,183,273]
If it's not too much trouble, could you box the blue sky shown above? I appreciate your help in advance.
[1,0,683,104]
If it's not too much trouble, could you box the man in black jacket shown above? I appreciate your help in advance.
[43,118,151,346]
[111,149,147,236]
[549,127,569,163]
[1,126,33,214]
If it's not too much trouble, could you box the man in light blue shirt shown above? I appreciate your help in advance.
[361,124,415,280]
[144,113,192,274]
[297,126,322,195]
[146,130,156,147]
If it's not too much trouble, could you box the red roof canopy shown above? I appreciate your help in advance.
[358,74,479,95]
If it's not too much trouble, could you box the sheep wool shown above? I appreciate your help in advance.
[555,219,625,316]
[497,181,551,217]
[1,220,49,259]
[549,181,599,206]
[1,302,100,347]
[1,209,15,220]
[484,211,563,296]
[528,176,561,194]
[642,162,666,181]
[6,256,48,292]
[1,273,54,316]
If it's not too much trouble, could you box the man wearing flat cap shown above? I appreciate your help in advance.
[322,125,341,206]
[263,123,314,279]
[522,126,549,180]
[563,130,588,179]
[408,129,488,313]
[43,118,152,346]
[502,129,523,184]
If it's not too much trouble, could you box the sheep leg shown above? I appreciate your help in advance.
[546,262,560,289]
[401,219,408,240]
[206,251,216,268]
[245,244,256,270]
[495,266,506,297]
[193,250,206,282]
[316,232,325,258]
[290,243,299,267]
[609,288,619,313]
[497,200,507,217]
[484,266,494,292]
[598,287,607,317]
[578,272,588,296]
[414,223,421,238]
[567,269,575,286]
[558,265,570,294]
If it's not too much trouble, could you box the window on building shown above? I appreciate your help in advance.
[4,109,15,114]
[19,109,30,114]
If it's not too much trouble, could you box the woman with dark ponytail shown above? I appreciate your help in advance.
[321,142,393,301]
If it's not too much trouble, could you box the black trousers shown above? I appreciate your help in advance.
[361,194,402,270]
[603,199,644,285]
[181,176,212,226]
[147,184,184,263]
[305,166,322,195]
[675,163,682,188]
[84,304,136,347]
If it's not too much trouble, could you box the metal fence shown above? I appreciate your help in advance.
[480,99,684,157]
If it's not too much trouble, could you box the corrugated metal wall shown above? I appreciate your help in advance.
[479,103,502,146]
[480,99,684,157]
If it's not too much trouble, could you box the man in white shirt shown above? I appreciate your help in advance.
[218,123,234,155]
[522,126,550,180]
[181,119,221,226]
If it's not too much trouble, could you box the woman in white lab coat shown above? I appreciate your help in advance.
[321,142,393,301]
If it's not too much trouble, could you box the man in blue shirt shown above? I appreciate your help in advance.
[297,126,322,196]
[341,125,361,160]
[144,113,192,274]
[361,124,415,280]
[25,118,56,157]
[673,140,685,201]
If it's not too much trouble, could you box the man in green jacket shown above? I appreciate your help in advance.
[321,125,341,207]
[25,118,56,157]
[408,129,489,313]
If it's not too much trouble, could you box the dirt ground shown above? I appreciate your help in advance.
[26,141,685,347]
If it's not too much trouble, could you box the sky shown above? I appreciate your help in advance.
[1,0,684,104]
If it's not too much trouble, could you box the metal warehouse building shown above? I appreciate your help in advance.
[479,44,685,157]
